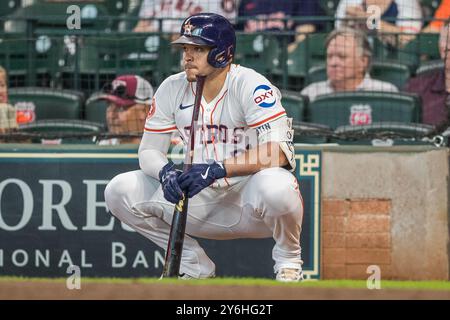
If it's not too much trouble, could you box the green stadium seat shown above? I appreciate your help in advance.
[281,90,308,122]
[6,2,113,33]
[117,0,141,31]
[118,33,173,84]
[415,60,444,75]
[332,121,435,145]
[319,0,340,16]
[420,0,441,17]
[85,92,108,125]
[18,119,105,144]
[306,91,421,129]
[292,121,332,144]
[397,33,440,72]
[234,33,280,76]
[306,61,410,89]
[103,0,130,16]
[0,33,65,87]
[271,33,327,89]
[8,87,85,123]
[368,61,411,89]
[286,33,327,79]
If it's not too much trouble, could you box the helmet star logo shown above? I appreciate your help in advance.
[183,21,194,36]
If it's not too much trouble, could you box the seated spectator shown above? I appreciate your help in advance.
[237,0,326,52]
[301,27,398,102]
[97,75,154,145]
[423,0,450,33]
[335,0,422,46]
[404,22,450,126]
[238,0,324,31]
[133,0,237,33]
[0,66,18,136]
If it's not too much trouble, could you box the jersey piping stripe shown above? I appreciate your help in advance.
[210,89,230,186]
[248,111,286,128]
[144,126,177,133]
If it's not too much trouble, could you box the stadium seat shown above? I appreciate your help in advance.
[292,121,332,144]
[281,90,308,122]
[117,0,141,31]
[8,87,85,123]
[0,33,65,87]
[234,33,280,76]
[85,92,108,125]
[286,33,327,79]
[6,2,113,33]
[306,61,410,89]
[368,61,411,89]
[18,119,105,144]
[319,0,340,16]
[118,33,173,84]
[420,0,441,17]
[103,0,129,16]
[415,60,444,75]
[306,91,421,129]
[332,121,436,145]
[396,33,440,71]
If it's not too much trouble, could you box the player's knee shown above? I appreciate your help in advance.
[104,173,130,217]
[257,168,302,216]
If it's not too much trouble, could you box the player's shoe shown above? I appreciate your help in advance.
[178,272,216,280]
[276,268,304,282]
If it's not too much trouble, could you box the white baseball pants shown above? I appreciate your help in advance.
[104,167,303,278]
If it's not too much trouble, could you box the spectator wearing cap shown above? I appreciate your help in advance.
[98,75,154,145]
[404,22,450,126]
[0,66,18,137]
[301,27,398,102]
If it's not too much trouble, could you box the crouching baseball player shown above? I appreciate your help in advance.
[104,13,304,282]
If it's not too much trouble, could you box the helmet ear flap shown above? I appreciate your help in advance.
[207,45,234,68]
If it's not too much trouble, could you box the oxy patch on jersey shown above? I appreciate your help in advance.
[253,84,276,108]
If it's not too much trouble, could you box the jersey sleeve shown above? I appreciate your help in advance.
[397,0,422,33]
[238,71,287,129]
[144,77,177,134]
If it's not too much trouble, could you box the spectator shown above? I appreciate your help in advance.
[134,0,237,33]
[237,0,325,52]
[423,0,450,33]
[238,0,324,32]
[335,0,422,46]
[97,75,154,145]
[404,22,450,126]
[301,27,398,102]
[0,66,18,136]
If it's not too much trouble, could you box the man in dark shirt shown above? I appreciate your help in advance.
[404,22,450,126]
[237,0,325,33]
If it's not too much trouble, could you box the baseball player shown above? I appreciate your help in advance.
[105,13,304,282]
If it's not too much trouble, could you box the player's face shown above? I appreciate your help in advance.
[0,74,8,103]
[327,35,368,85]
[182,44,216,81]
[106,102,148,134]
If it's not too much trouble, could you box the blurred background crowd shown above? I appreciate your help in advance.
[0,0,449,146]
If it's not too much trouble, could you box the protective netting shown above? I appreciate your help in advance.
[0,0,448,146]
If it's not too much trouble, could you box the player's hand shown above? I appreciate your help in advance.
[159,162,184,204]
[178,161,227,198]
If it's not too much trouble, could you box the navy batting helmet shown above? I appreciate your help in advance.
[171,13,236,68]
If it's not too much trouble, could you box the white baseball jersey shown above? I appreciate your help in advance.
[138,0,237,33]
[144,64,288,187]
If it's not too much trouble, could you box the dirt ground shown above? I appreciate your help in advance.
[0,281,449,300]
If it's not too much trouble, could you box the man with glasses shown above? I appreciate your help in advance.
[98,75,154,145]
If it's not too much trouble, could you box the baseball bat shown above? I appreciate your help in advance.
[162,75,206,278]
